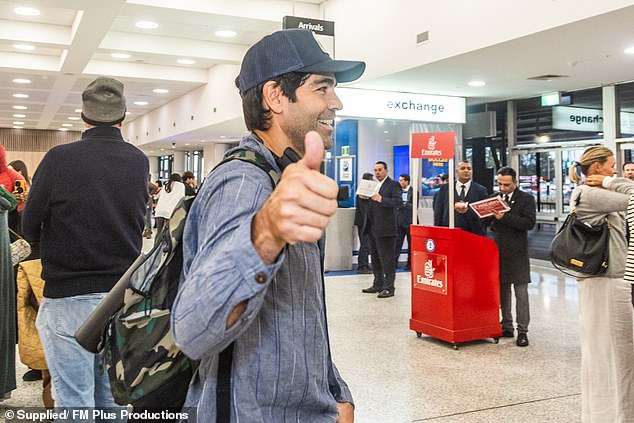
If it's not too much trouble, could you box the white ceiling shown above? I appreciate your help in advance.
[2,0,634,152]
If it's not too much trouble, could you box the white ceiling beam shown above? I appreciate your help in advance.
[83,60,208,83]
[0,19,71,45]
[99,32,247,62]
[0,53,60,72]
[37,0,127,129]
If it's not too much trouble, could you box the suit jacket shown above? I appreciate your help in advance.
[433,181,488,235]
[397,186,413,228]
[483,189,536,285]
[364,177,401,238]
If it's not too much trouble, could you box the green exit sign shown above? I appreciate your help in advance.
[341,145,350,156]
[541,92,561,106]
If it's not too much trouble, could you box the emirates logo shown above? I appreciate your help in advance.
[424,259,435,279]
[427,136,437,150]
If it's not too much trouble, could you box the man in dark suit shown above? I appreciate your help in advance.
[354,172,374,274]
[361,161,402,298]
[484,166,536,347]
[395,173,413,269]
[433,161,488,235]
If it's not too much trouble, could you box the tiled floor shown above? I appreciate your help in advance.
[1,262,583,422]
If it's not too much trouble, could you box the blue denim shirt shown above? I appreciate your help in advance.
[171,134,353,422]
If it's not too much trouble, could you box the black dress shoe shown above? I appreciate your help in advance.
[362,286,381,293]
[516,333,529,347]
[377,290,394,298]
[357,268,373,274]
[501,330,514,338]
[22,369,42,382]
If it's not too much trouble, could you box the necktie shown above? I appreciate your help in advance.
[459,185,466,200]
[504,194,509,204]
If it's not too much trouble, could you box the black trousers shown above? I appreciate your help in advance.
[394,225,411,266]
[368,234,396,293]
[357,226,371,269]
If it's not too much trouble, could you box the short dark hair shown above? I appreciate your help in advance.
[375,161,388,170]
[362,172,374,180]
[236,72,310,131]
[497,166,517,181]
[182,171,195,181]
[623,161,634,170]
[399,173,410,182]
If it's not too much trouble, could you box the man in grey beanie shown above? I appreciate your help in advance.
[22,76,149,416]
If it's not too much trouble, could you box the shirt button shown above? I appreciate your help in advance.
[255,272,267,284]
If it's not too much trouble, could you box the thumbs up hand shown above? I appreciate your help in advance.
[252,131,339,264]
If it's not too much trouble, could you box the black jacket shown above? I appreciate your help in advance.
[433,181,488,235]
[397,186,413,228]
[483,189,536,284]
[363,177,402,238]
[22,126,149,298]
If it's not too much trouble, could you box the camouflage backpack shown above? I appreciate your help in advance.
[102,149,280,409]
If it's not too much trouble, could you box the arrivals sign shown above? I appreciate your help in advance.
[411,132,455,159]
[412,251,447,295]
[337,88,466,123]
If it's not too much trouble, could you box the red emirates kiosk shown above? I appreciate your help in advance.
[409,133,501,349]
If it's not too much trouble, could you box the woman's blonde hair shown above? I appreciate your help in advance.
[569,146,614,184]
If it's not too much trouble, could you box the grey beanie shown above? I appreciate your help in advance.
[81,77,126,126]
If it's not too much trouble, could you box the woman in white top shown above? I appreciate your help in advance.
[569,146,634,423]
[154,173,185,235]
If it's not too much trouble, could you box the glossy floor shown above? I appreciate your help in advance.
[3,263,582,422]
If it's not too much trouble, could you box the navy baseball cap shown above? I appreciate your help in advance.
[237,29,366,97]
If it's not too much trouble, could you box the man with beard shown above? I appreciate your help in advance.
[171,29,364,422]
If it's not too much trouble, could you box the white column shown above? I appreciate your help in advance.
[603,85,617,155]
[148,155,158,181]
[173,151,186,175]
[203,143,230,176]
[507,100,519,171]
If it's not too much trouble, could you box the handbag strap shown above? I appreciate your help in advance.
[8,227,25,240]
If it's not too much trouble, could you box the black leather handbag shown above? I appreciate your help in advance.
[550,209,609,277]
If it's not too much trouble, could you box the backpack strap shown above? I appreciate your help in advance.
[213,149,281,188]
[212,148,280,422]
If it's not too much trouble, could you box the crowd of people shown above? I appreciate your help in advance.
[1,27,634,423]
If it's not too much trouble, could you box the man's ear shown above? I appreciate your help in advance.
[262,81,283,114]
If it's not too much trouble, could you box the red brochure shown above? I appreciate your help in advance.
[469,196,511,218]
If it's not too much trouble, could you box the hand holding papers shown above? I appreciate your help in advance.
[469,196,511,218]
[356,179,379,198]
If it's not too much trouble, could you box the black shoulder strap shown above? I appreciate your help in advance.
[213,149,281,188]
[213,148,280,423]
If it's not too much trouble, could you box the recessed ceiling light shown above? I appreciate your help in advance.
[153,88,169,94]
[14,6,40,16]
[12,78,31,84]
[125,112,131,115]
[58,127,69,131]
[13,114,26,118]
[161,148,165,151]
[67,116,80,120]
[111,53,131,59]
[384,130,389,134]
[13,93,29,98]
[177,59,196,65]
[135,21,159,29]
[215,30,237,38]
[625,46,634,55]
[468,80,486,87]
[13,126,23,129]
[14,44,35,51]
[74,108,82,113]
[185,143,190,146]
[62,123,73,127]
[377,118,384,123]
[13,121,24,125]
[13,105,27,110]
[134,101,149,106]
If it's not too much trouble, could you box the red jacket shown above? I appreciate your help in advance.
[0,144,26,211]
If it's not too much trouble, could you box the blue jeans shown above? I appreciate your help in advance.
[36,293,123,422]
